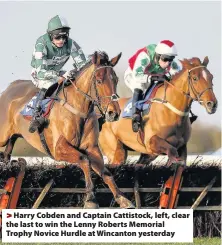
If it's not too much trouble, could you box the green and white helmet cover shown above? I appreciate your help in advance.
[47,15,70,33]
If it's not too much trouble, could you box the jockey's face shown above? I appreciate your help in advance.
[158,55,175,69]
[52,35,67,48]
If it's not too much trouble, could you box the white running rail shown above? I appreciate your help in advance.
[9,155,222,166]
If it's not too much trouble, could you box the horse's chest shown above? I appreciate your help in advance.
[62,115,97,147]
[61,117,83,145]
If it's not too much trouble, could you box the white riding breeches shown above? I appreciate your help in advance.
[31,77,57,89]
[124,67,151,93]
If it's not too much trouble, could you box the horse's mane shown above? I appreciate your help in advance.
[74,50,110,79]
[74,58,92,79]
[171,57,202,82]
[88,50,110,65]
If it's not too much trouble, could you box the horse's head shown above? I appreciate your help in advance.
[180,57,218,114]
[91,51,121,122]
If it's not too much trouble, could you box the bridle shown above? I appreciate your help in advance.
[151,65,214,117]
[187,66,213,103]
[165,65,213,104]
[70,65,119,119]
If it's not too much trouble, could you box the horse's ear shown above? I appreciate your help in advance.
[179,59,189,69]
[92,51,101,65]
[202,56,209,67]
[178,59,186,68]
[110,52,122,67]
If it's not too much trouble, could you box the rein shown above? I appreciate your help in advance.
[151,65,212,116]
[55,64,119,119]
[70,65,119,118]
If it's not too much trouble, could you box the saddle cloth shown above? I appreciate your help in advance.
[121,83,162,118]
[20,92,54,121]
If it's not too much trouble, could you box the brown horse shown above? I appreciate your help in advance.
[0,51,134,209]
[99,57,218,166]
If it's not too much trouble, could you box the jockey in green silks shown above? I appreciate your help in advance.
[29,15,87,133]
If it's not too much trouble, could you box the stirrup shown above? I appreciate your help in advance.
[132,121,140,133]
[132,114,142,133]
[29,119,41,133]
[29,117,49,133]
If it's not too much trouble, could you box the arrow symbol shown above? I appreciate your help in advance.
[7,213,12,218]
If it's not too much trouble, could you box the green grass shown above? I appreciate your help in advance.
[0,238,221,245]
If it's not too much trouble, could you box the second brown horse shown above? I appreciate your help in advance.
[99,57,218,166]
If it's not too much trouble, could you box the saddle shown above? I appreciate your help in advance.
[121,82,163,119]
[20,80,71,122]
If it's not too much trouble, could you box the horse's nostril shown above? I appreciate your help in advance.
[114,114,119,120]
[108,111,114,116]
[206,101,214,108]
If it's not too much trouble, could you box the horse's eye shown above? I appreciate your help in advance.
[193,76,198,81]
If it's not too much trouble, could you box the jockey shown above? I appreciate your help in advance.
[124,40,180,132]
[29,15,87,133]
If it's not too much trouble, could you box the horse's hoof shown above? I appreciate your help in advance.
[116,196,135,209]
[84,201,99,209]
[125,203,135,209]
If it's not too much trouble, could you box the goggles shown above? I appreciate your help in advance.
[53,34,68,40]
[160,55,175,62]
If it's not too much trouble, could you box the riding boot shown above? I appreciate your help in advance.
[132,88,143,132]
[29,88,49,133]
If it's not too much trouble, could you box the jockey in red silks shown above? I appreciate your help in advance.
[124,40,180,132]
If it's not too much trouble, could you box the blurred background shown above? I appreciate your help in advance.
[0,1,221,156]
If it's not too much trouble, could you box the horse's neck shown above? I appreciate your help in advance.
[66,65,95,114]
[165,70,192,113]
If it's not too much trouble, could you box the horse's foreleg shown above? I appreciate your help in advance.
[149,135,182,166]
[55,135,98,209]
[79,160,98,209]
[87,147,135,209]
[177,144,187,166]
[99,125,127,165]
[111,140,127,165]
[0,134,21,163]
[101,167,135,208]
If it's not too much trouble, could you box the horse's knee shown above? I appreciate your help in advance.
[55,135,87,163]
[149,135,159,149]
[101,168,112,178]
[79,159,91,172]
[149,135,170,154]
